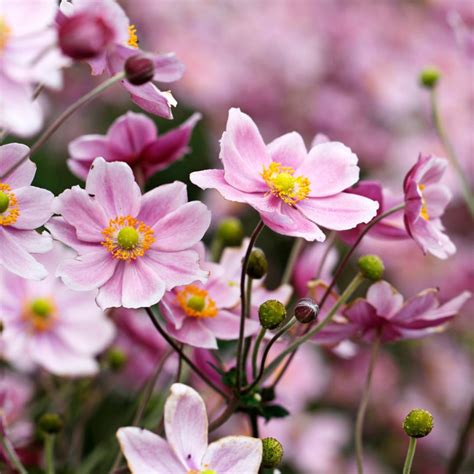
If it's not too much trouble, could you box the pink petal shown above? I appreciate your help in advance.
[266,131,307,169]
[366,281,404,318]
[153,54,185,82]
[45,217,97,254]
[6,228,52,254]
[67,135,110,179]
[164,383,208,469]
[0,144,35,187]
[117,427,184,474]
[123,82,174,119]
[11,186,53,230]
[96,263,125,310]
[345,299,378,326]
[423,185,451,219]
[204,309,260,340]
[166,317,218,349]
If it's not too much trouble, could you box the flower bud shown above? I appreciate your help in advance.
[0,320,3,333]
[358,255,384,281]
[258,300,286,330]
[216,218,244,246]
[246,248,268,279]
[294,297,319,324]
[419,67,440,89]
[58,12,114,60]
[125,54,155,85]
[38,413,63,434]
[403,408,434,438]
[261,437,283,468]
[106,347,128,371]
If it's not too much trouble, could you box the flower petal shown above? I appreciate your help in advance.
[153,54,185,82]
[67,135,110,180]
[204,309,260,340]
[166,317,218,349]
[6,228,52,254]
[266,131,307,169]
[366,281,404,318]
[11,186,53,230]
[45,217,97,254]
[123,82,175,119]
[0,143,35,187]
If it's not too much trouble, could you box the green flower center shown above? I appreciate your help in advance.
[0,190,9,213]
[31,298,54,318]
[187,295,206,312]
[273,172,296,194]
[117,226,140,250]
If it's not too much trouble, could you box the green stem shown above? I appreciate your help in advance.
[281,238,304,285]
[208,398,240,433]
[402,437,417,474]
[45,434,55,474]
[355,335,381,474]
[251,328,266,379]
[1,72,126,180]
[0,434,29,474]
[210,237,224,262]
[241,277,254,382]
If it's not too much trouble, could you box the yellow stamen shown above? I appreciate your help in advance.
[0,17,11,52]
[418,184,430,221]
[101,215,155,261]
[23,297,57,332]
[176,285,218,319]
[0,182,20,226]
[127,24,139,48]
[261,162,310,206]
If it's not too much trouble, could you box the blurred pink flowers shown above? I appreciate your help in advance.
[67,111,200,182]
[0,144,53,280]
[191,108,378,241]
[48,158,210,309]
[117,383,262,474]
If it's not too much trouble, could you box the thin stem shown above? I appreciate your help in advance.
[249,414,259,438]
[281,238,304,285]
[355,335,381,474]
[251,328,266,379]
[0,434,29,474]
[144,307,228,399]
[236,220,265,391]
[208,398,240,433]
[0,72,126,180]
[402,437,417,474]
[45,434,55,474]
[447,400,474,474]
[241,277,254,380]
[430,89,474,216]
[175,344,184,383]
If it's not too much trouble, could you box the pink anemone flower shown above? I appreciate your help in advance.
[403,154,455,259]
[0,144,53,280]
[191,108,378,241]
[67,111,200,183]
[47,157,210,310]
[117,383,262,474]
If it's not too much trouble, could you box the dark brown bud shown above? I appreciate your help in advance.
[294,298,319,324]
[125,54,155,85]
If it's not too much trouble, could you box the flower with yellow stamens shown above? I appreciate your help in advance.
[127,24,139,48]
[176,285,218,319]
[23,298,57,333]
[0,182,20,226]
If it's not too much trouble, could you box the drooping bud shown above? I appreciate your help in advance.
[258,300,286,330]
[246,248,268,279]
[38,413,63,434]
[403,408,434,438]
[125,54,155,86]
[58,12,114,60]
[294,297,319,324]
[358,255,384,281]
[106,347,128,371]
[216,218,244,246]
[261,437,283,468]
[419,67,440,89]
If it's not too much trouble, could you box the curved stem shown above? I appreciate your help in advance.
[1,72,125,180]
[251,328,266,379]
[0,434,29,474]
[355,335,381,474]
[45,434,55,474]
[402,437,417,474]
[208,398,240,433]
[241,277,254,382]
[281,237,304,285]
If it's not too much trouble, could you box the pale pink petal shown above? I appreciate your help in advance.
[45,217,97,254]
[165,383,208,470]
[205,277,240,309]
[11,186,53,229]
[0,144,35,187]
[96,263,125,310]
[6,228,52,254]
[202,436,262,474]
[345,299,378,326]
[423,185,451,219]
[204,310,260,340]
[153,54,185,82]
[67,136,111,180]
[366,281,404,318]
[117,427,184,474]
[267,131,307,169]
[167,317,218,349]
[123,82,174,119]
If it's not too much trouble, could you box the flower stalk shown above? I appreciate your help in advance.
[0,433,29,474]
[402,437,417,474]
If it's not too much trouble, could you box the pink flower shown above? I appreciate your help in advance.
[191,108,378,241]
[47,157,210,309]
[0,243,115,376]
[117,383,262,474]
[316,280,471,344]
[67,111,200,182]
[59,0,184,119]
[403,154,455,259]
[0,144,54,280]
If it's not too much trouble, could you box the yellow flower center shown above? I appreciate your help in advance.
[0,183,19,226]
[127,24,139,48]
[176,285,218,319]
[23,297,57,332]
[0,16,11,52]
[418,184,429,221]
[101,216,155,261]
[261,162,310,205]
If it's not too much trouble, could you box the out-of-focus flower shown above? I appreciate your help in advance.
[403,154,455,259]
[0,243,115,376]
[117,383,262,474]
[191,108,378,241]
[316,280,471,344]
[59,0,184,118]
[0,144,53,280]
[47,158,210,309]
[67,111,201,182]
[0,0,67,137]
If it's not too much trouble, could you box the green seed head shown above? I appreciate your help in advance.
[117,226,139,250]
[419,67,440,89]
[261,437,283,468]
[246,248,268,279]
[106,347,128,371]
[358,255,384,281]
[31,298,54,318]
[187,295,206,312]
[403,408,434,438]
[0,191,10,213]
[216,218,244,246]
[258,300,286,330]
[38,413,63,434]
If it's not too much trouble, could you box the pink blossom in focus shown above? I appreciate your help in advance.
[117,383,262,474]
[191,108,379,241]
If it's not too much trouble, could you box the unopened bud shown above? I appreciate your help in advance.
[246,248,268,279]
[106,347,128,371]
[258,300,286,330]
[294,297,319,324]
[0,320,3,333]
[261,437,283,468]
[38,413,63,434]
[419,67,440,89]
[403,408,434,438]
[59,12,114,60]
[125,54,155,85]
[358,255,384,281]
[216,218,244,246]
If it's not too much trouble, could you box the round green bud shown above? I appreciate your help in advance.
[117,226,139,250]
[216,218,244,246]
[419,67,440,89]
[38,413,63,434]
[358,255,384,281]
[246,248,268,279]
[258,300,286,330]
[0,191,10,213]
[403,408,434,438]
[106,347,128,371]
[261,437,283,469]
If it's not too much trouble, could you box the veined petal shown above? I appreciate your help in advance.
[11,186,54,230]
[0,143,35,188]
[267,131,307,169]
